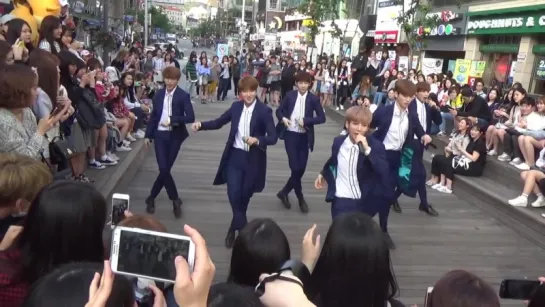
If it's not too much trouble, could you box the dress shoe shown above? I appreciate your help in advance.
[172,198,183,219]
[145,196,155,214]
[225,229,236,248]
[276,192,291,209]
[298,197,309,213]
[384,233,396,250]
[391,200,402,213]
[419,204,438,216]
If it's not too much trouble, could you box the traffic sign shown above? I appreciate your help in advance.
[217,44,229,58]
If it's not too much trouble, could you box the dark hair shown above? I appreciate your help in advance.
[58,50,83,89]
[16,181,107,283]
[28,49,60,103]
[38,16,61,55]
[121,71,136,102]
[295,71,312,83]
[238,76,259,92]
[207,283,264,307]
[0,64,38,109]
[163,66,181,80]
[227,218,290,287]
[394,79,417,97]
[22,262,134,307]
[460,87,473,98]
[0,40,12,63]
[429,270,499,307]
[513,87,527,97]
[308,213,398,306]
[86,58,103,71]
[521,96,536,107]
[416,81,431,93]
[5,18,34,51]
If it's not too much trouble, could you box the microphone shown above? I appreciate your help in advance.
[358,142,365,153]
[428,143,437,149]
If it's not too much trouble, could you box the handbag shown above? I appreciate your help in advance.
[48,136,76,165]
[452,155,471,170]
[41,153,73,181]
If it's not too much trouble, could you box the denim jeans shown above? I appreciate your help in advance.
[373,92,386,105]
[430,123,440,135]
[440,112,454,133]
[186,81,197,97]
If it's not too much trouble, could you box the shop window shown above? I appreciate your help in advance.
[482,53,515,89]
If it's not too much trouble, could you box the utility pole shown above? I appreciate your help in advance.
[144,0,149,46]
[240,0,245,52]
[102,0,110,63]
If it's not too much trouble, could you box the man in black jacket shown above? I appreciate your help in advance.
[281,57,296,99]
[350,48,368,92]
[450,87,491,128]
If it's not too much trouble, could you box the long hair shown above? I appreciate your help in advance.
[5,18,34,52]
[16,181,107,284]
[38,16,61,55]
[227,218,290,287]
[308,213,398,307]
[28,49,60,103]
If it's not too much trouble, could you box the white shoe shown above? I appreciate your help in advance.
[340,105,344,110]
[135,130,146,139]
[432,183,442,190]
[126,135,136,142]
[531,196,545,208]
[117,145,132,152]
[515,162,530,170]
[437,186,452,194]
[509,157,522,165]
[123,140,131,147]
[426,180,436,187]
[107,152,119,161]
[487,149,497,156]
[335,107,340,111]
[498,153,511,162]
[508,195,528,207]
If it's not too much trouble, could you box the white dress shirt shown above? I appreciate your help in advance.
[234,100,256,151]
[384,103,409,151]
[288,91,307,133]
[158,88,175,131]
[414,98,427,139]
[335,137,368,199]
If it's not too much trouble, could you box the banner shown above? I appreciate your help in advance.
[448,60,456,74]
[217,44,229,58]
[469,61,486,78]
[453,59,471,85]
[421,58,443,76]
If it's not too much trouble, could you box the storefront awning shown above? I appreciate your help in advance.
[468,4,545,17]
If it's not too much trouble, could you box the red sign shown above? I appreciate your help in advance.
[374,30,398,44]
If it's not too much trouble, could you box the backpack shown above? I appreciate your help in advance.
[76,88,106,129]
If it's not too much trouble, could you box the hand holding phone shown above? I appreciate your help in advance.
[111,193,130,227]
[500,279,541,300]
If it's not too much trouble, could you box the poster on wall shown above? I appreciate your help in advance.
[421,58,444,76]
[454,59,471,85]
[535,57,545,80]
[448,60,456,74]
[469,61,486,78]
[398,56,409,74]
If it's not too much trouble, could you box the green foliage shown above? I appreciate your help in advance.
[129,7,173,33]
[298,0,343,47]
[189,18,219,37]
[395,0,441,51]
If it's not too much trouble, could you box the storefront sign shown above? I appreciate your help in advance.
[536,57,545,80]
[454,59,471,84]
[374,30,398,44]
[467,11,545,35]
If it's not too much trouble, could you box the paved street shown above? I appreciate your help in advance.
[115,100,545,306]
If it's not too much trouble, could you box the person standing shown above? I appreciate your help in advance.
[191,76,277,248]
[144,67,195,219]
[275,71,326,213]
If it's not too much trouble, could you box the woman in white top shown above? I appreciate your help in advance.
[493,88,525,159]
[514,96,545,170]
[38,16,62,55]
[152,49,165,84]
[321,64,336,108]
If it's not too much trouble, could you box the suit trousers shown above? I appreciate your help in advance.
[226,148,254,231]
[150,131,182,200]
[282,131,309,199]
[380,150,402,233]
[217,78,230,101]
[331,197,361,219]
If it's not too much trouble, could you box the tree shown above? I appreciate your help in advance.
[129,7,173,33]
[298,0,343,56]
[395,0,442,69]
[189,18,217,38]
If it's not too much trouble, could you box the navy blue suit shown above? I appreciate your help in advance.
[146,87,195,200]
[199,100,277,230]
[370,103,425,232]
[320,135,390,219]
[276,90,325,199]
[393,99,442,206]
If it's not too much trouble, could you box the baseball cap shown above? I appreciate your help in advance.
[0,14,14,25]
[59,0,69,6]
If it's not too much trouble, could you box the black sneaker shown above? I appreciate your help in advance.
[99,157,118,166]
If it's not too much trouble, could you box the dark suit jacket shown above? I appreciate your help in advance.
[200,100,277,193]
[275,90,326,151]
[370,103,425,145]
[145,87,195,141]
[408,98,442,136]
[320,135,391,203]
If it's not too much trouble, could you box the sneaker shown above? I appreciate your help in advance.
[340,105,344,110]
[437,131,446,137]
[335,107,340,111]
[126,135,136,142]
[426,180,436,186]
[515,162,530,170]
[135,130,146,139]
[509,157,522,165]
[487,149,497,156]
[531,197,545,208]
[508,195,528,207]
[117,145,132,152]
[78,174,93,183]
[99,156,118,166]
[108,153,120,161]
[88,160,105,170]
[123,140,131,147]
[437,186,452,194]
[498,153,511,162]
[432,183,443,190]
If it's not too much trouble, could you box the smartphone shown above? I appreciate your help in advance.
[424,287,433,307]
[499,279,541,300]
[17,40,25,48]
[110,226,196,283]
[58,88,64,97]
[110,193,130,227]
[50,104,63,118]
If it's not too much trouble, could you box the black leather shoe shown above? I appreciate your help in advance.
[225,229,236,248]
[391,200,402,213]
[298,197,309,213]
[384,233,396,250]
[172,198,182,219]
[145,196,155,214]
[419,204,438,216]
[277,192,291,209]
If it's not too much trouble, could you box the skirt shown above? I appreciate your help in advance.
[208,80,218,94]
[67,121,97,153]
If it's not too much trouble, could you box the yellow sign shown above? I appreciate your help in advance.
[454,59,472,85]
[469,61,486,78]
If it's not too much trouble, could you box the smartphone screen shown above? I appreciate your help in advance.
[111,227,194,282]
[500,279,541,300]
[424,287,433,307]
[111,194,130,226]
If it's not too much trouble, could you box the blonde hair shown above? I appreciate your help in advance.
[345,106,372,126]
[0,153,53,207]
